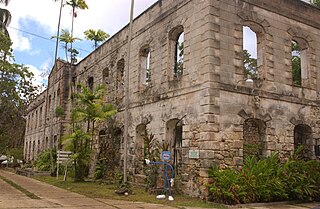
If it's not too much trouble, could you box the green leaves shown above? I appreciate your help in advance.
[84,29,109,49]
[207,152,320,204]
[51,29,81,63]
[0,32,38,153]
[243,49,257,79]
[310,0,320,7]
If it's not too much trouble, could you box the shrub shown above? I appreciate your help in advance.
[34,149,56,171]
[207,151,320,205]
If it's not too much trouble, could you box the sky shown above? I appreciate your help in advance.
[5,0,158,88]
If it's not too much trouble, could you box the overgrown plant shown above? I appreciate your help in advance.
[73,83,117,178]
[142,130,160,192]
[35,149,57,171]
[62,127,91,181]
[207,148,320,205]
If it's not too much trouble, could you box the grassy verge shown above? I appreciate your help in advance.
[33,175,224,208]
[0,175,40,199]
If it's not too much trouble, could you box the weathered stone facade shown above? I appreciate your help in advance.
[25,0,320,198]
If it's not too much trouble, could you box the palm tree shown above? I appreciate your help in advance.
[73,83,117,178]
[0,0,11,37]
[52,29,81,63]
[65,0,88,52]
[84,29,109,49]
[62,127,91,181]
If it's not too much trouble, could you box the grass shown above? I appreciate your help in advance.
[0,175,40,199]
[32,175,224,208]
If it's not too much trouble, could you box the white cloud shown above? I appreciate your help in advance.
[26,64,47,87]
[6,0,157,53]
[10,32,31,52]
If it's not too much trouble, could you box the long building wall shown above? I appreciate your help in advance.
[25,0,320,198]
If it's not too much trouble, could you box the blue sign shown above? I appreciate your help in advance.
[161,151,171,161]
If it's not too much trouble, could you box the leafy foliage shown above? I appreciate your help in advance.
[55,106,65,117]
[64,83,117,180]
[84,29,109,49]
[51,29,81,63]
[35,149,57,171]
[142,130,161,192]
[243,49,257,79]
[310,0,320,7]
[62,127,91,181]
[0,32,38,153]
[207,150,320,205]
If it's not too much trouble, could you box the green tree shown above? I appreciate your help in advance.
[66,0,88,59]
[73,83,117,178]
[310,0,320,7]
[62,127,91,181]
[66,0,88,35]
[52,29,81,63]
[0,33,38,154]
[0,0,11,36]
[84,29,109,49]
[243,49,257,78]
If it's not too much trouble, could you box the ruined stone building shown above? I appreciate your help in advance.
[24,0,320,197]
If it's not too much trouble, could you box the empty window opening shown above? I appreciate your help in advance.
[25,141,28,159]
[32,141,35,160]
[169,26,184,78]
[28,142,31,160]
[39,107,42,125]
[243,26,258,79]
[175,32,184,77]
[37,140,41,154]
[140,47,151,84]
[135,124,147,174]
[88,76,94,92]
[294,124,312,159]
[45,137,48,149]
[48,95,52,108]
[117,59,125,89]
[292,40,302,86]
[35,110,38,129]
[166,119,183,174]
[102,127,121,180]
[103,67,109,84]
[54,135,58,149]
[243,118,266,160]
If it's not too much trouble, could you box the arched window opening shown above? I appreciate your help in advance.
[243,118,266,160]
[294,124,312,159]
[135,124,147,174]
[103,127,121,180]
[175,32,184,77]
[32,141,35,160]
[95,130,107,179]
[169,26,184,78]
[25,141,28,160]
[243,26,258,79]
[87,76,94,92]
[117,59,125,89]
[37,140,41,154]
[28,141,31,161]
[166,119,183,174]
[140,47,151,84]
[45,137,48,149]
[103,67,109,84]
[292,40,302,86]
